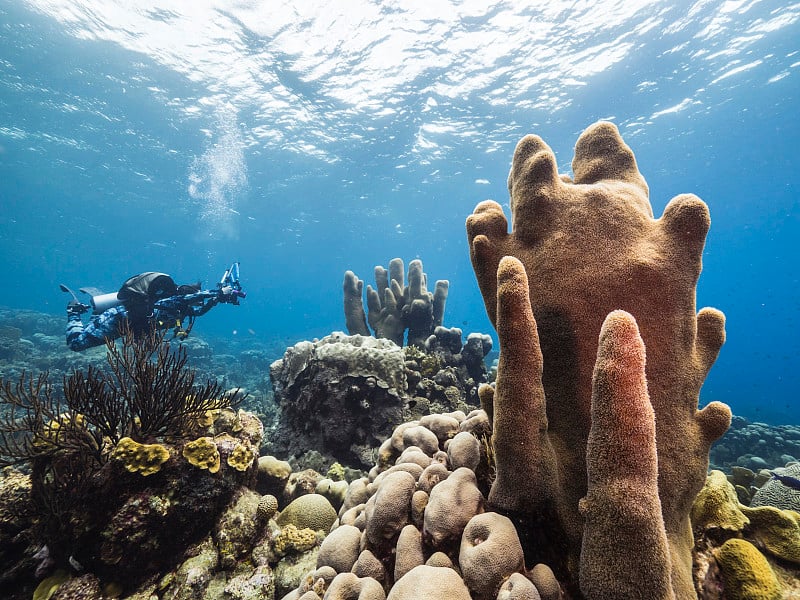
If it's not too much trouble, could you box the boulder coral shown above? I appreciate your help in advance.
[283,412,554,600]
[466,121,731,597]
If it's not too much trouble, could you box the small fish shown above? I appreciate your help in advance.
[769,471,800,490]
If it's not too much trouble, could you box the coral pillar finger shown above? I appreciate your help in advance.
[579,310,675,600]
[343,271,369,336]
[488,257,559,516]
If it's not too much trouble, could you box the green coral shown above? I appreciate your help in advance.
[111,437,170,476]
[182,436,221,473]
[715,538,782,600]
[326,462,345,481]
[274,524,317,556]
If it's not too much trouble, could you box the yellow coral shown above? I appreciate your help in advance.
[182,437,221,473]
[740,505,800,565]
[34,412,87,448]
[274,524,317,556]
[111,437,170,476]
[326,462,345,481]
[33,569,70,600]
[715,538,782,600]
[227,441,255,472]
[691,470,750,533]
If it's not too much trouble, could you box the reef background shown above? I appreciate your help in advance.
[0,1,798,426]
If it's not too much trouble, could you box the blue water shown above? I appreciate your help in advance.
[1,1,798,424]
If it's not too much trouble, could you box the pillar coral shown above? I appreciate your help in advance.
[466,122,732,598]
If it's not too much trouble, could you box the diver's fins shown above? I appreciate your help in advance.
[59,284,80,304]
[79,286,105,297]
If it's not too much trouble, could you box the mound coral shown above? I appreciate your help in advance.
[466,121,731,597]
[715,538,782,600]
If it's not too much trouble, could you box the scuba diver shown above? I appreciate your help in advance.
[62,262,245,351]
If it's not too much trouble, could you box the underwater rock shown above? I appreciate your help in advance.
[269,330,490,472]
[269,333,407,470]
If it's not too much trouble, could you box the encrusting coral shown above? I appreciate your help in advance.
[465,121,732,597]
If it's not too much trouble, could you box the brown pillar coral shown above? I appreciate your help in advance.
[579,310,673,599]
[466,122,732,597]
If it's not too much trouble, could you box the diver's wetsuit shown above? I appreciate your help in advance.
[66,291,220,351]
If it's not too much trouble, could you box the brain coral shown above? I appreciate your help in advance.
[750,463,800,512]
[276,494,337,533]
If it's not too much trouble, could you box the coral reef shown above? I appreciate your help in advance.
[268,329,490,471]
[691,470,800,598]
[343,258,449,347]
[465,121,731,597]
[281,410,562,600]
[711,416,800,472]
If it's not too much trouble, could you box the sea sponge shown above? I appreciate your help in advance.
[459,512,525,600]
[182,437,221,473]
[111,437,170,476]
[386,565,472,600]
[226,440,255,472]
[715,538,782,600]
[274,524,317,556]
[277,494,338,532]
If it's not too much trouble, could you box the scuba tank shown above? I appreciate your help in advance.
[88,291,123,314]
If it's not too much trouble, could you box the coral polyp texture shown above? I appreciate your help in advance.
[343,257,449,347]
[466,121,732,598]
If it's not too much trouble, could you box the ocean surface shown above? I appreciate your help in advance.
[0,1,797,424]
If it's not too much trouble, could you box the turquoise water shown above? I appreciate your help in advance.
[0,1,798,423]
